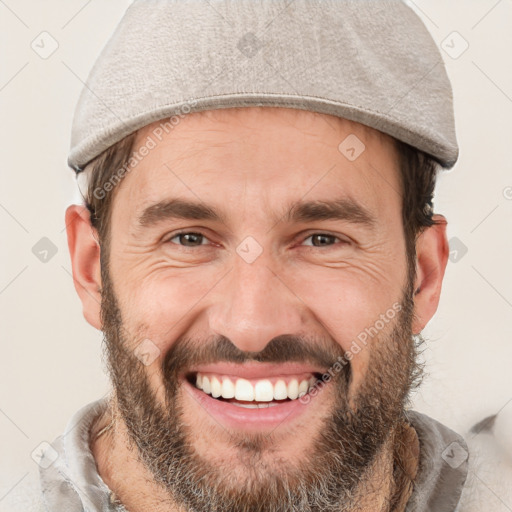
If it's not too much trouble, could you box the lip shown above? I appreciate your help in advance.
[182,373,328,432]
[186,362,326,380]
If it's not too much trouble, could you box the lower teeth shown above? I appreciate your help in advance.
[231,402,281,408]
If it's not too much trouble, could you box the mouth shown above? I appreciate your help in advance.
[183,369,327,431]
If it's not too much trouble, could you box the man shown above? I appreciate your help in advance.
[36,0,473,510]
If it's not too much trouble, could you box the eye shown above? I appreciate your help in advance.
[167,231,210,247]
[301,233,347,247]
[165,231,348,249]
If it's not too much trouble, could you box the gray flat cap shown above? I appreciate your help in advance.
[68,0,459,171]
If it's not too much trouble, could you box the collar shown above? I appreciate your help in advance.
[404,409,469,512]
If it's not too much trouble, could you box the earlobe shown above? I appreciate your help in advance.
[411,214,449,334]
[65,204,103,330]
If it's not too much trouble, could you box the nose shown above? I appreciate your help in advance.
[207,254,306,353]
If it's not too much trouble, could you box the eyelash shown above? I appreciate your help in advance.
[165,230,349,249]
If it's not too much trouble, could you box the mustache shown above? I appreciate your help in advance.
[161,333,350,384]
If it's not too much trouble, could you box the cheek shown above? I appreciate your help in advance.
[286,265,403,379]
[117,268,218,344]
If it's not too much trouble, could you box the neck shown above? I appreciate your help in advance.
[91,404,418,512]
[91,403,179,512]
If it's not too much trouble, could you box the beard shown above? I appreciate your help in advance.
[99,261,421,512]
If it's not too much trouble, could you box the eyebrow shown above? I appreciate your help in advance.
[282,198,376,228]
[137,197,377,230]
[138,199,225,227]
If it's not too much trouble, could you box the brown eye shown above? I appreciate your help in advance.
[303,234,342,247]
[168,232,208,247]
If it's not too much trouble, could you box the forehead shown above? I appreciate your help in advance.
[114,107,401,223]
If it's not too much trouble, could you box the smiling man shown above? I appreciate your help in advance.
[37,1,471,511]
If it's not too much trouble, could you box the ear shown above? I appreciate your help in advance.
[65,204,102,330]
[412,214,449,334]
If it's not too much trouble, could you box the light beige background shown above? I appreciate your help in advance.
[1,0,511,507]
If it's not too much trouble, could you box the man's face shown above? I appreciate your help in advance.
[100,107,419,511]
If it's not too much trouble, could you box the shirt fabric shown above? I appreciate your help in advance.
[9,397,470,511]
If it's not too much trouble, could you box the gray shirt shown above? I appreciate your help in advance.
[17,397,470,511]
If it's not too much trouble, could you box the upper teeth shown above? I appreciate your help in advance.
[195,373,316,401]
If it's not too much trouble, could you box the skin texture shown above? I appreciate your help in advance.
[65,107,449,512]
